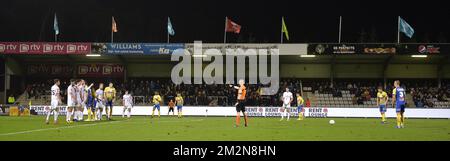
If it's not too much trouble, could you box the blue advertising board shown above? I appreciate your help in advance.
[105,43,184,55]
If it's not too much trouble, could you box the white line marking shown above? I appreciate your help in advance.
[0,118,204,137]
[0,120,124,136]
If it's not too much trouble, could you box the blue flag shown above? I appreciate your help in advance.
[54,13,59,35]
[167,17,175,36]
[399,17,414,38]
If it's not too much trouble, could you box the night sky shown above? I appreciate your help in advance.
[0,0,449,43]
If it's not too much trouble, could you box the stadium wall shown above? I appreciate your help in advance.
[29,106,450,119]
[443,64,450,78]
[386,64,438,78]
[126,64,440,79]
[334,64,383,78]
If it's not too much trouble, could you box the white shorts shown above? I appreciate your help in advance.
[124,105,132,109]
[282,103,291,108]
[50,100,59,110]
[67,100,76,107]
[96,101,105,109]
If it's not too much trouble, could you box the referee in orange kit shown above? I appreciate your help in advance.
[229,79,248,127]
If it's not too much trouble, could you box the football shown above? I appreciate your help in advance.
[329,120,335,125]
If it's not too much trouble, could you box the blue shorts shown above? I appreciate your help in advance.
[177,105,182,110]
[297,105,303,113]
[86,100,96,109]
[379,105,386,113]
[106,100,113,107]
[396,104,405,113]
[153,104,160,110]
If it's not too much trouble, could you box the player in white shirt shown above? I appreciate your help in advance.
[122,90,133,118]
[73,80,83,122]
[66,79,77,123]
[76,79,93,122]
[46,79,62,124]
[95,83,105,121]
[280,87,293,121]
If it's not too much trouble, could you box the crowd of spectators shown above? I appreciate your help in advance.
[306,79,449,107]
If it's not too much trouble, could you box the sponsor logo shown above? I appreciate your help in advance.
[363,47,396,54]
[315,44,325,54]
[307,108,328,117]
[418,45,440,54]
[332,45,355,54]
[0,44,6,52]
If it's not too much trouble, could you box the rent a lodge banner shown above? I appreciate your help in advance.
[105,43,184,55]
[28,106,450,118]
[0,42,91,54]
[77,64,124,77]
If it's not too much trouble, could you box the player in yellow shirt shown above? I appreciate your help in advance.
[151,92,162,118]
[296,93,305,120]
[175,93,184,118]
[104,82,116,120]
[377,86,389,124]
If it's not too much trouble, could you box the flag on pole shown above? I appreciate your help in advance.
[399,17,414,38]
[167,17,175,36]
[53,13,59,35]
[282,17,289,41]
[112,16,118,33]
[225,17,241,34]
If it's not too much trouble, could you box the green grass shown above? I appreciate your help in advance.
[0,116,449,141]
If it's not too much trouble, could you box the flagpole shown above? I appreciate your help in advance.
[280,17,283,43]
[111,30,114,43]
[167,32,170,43]
[397,16,400,44]
[55,34,57,42]
[224,17,227,44]
[339,16,342,43]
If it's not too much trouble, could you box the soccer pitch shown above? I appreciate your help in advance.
[0,116,449,141]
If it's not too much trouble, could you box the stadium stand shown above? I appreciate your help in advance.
[16,78,449,108]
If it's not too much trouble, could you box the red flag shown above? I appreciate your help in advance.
[112,16,118,32]
[225,17,241,34]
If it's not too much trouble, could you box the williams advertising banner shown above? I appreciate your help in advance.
[308,43,449,55]
[77,64,124,77]
[0,42,91,54]
[105,43,184,55]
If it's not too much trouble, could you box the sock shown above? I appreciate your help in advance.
[158,111,160,117]
[287,111,290,120]
[401,114,405,125]
[122,109,125,117]
[282,110,286,119]
[396,113,401,127]
[244,115,248,126]
[87,109,91,120]
[236,114,240,126]
[127,110,131,118]
[300,112,304,120]
[54,111,58,122]
[381,113,386,122]
[152,110,155,117]
[46,110,51,122]
[97,110,101,120]
[77,111,81,120]
[66,110,71,121]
